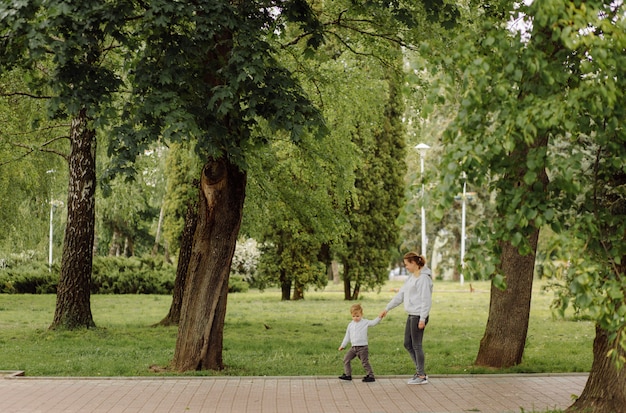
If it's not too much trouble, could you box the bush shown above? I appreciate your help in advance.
[91,256,175,294]
[228,275,249,293]
[0,255,247,294]
[0,261,57,294]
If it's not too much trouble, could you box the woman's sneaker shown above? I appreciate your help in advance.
[362,375,375,383]
[407,374,428,385]
[338,374,352,381]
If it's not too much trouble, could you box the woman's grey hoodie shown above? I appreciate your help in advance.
[385,266,433,318]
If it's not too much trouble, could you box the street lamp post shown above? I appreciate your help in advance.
[46,169,55,272]
[415,143,430,258]
[460,172,467,285]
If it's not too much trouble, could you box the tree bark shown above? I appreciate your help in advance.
[566,325,626,412]
[109,226,122,256]
[474,234,539,367]
[152,202,165,256]
[156,193,198,326]
[171,158,246,371]
[343,263,351,300]
[475,134,549,368]
[280,270,291,301]
[50,110,96,330]
[292,282,304,300]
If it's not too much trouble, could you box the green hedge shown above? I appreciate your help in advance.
[0,261,57,294]
[91,256,175,294]
[0,255,248,294]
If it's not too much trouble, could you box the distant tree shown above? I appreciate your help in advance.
[248,135,344,300]
[245,37,399,301]
[339,62,407,300]
[0,70,67,257]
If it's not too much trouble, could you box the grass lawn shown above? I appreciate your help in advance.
[0,280,593,377]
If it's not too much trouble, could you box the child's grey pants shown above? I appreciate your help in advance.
[343,345,374,377]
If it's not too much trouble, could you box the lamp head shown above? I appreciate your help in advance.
[414,143,430,155]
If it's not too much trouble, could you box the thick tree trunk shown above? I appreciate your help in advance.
[50,110,96,330]
[475,231,540,367]
[475,136,549,368]
[156,194,198,326]
[567,325,626,412]
[171,158,246,371]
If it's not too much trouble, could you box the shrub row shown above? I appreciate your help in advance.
[91,256,175,294]
[0,261,56,294]
[0,255,250,294]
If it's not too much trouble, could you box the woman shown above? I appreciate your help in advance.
[380,252,433,384]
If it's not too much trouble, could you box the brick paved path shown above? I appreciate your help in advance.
[0,373,587,413]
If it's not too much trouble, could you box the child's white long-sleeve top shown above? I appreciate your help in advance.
[340,317,381,348]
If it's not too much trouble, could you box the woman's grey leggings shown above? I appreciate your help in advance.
[404,315,428,376]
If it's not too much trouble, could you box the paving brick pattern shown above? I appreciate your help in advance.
[0,374,587,413]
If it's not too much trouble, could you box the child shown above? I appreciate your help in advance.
[338,303,382,383]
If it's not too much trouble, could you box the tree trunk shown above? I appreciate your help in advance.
[123,236,133,257]
[566,325,626,412]
[152,202,165,256]
[109,226,122,256]
[330,261,340,284]
[342,262,351,300]
[475,135,549,368]
[171,158,246,371]
[50,110,96,330]
[156,193,198,326]
[474,232,539,367]
[292,282,304,300]
[280,270,291,301]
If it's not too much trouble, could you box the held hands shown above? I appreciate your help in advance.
[379,310,388,319]
[338,346,344,351]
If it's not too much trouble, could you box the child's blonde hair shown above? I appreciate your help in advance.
[350,303,363,315]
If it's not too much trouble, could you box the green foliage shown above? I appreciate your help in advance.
[0,255,253,295]
[338,59,407,297]
[0,0,128,120]
[255,226,328,295]
[91,256,175,295]
[0,261,56,294]
[430,0,626,365]
[228,276,249,293]
[242,5,412,297]
[245,131,347,296]
[97,147,167,256]
[110,0,327,174]
[0,70,68,258]
[161,143,201,254]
